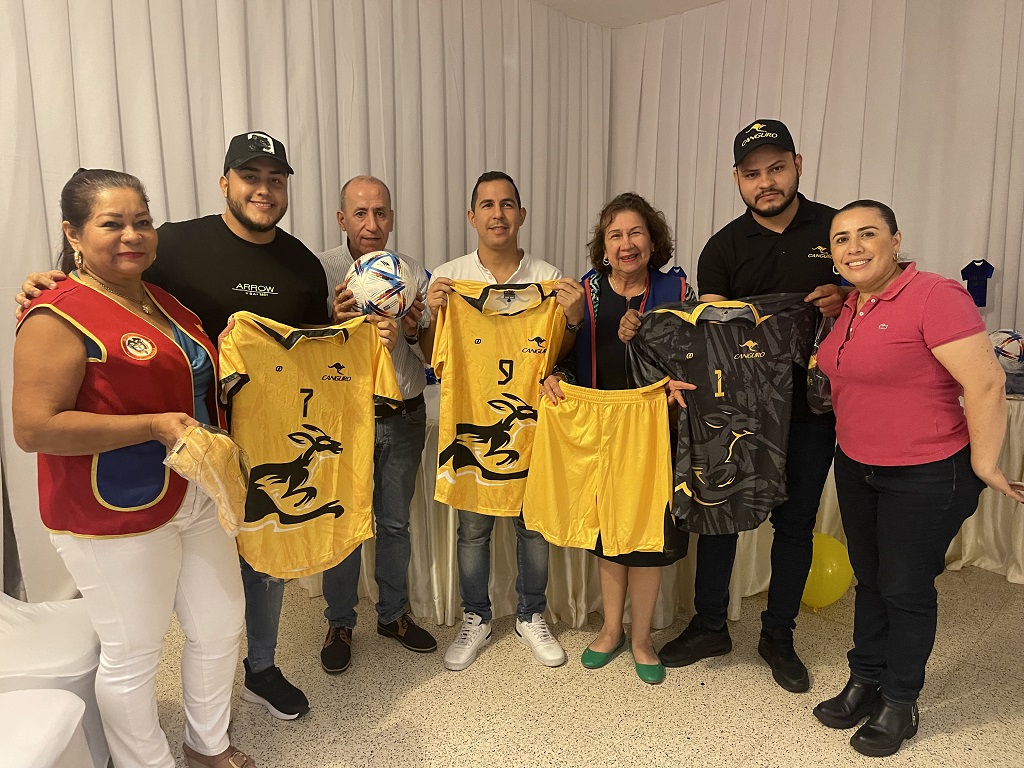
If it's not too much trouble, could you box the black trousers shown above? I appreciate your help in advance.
[834,444,983,703]
[693,420,837,632]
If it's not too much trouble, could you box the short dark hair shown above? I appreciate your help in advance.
[833,199,899,235]
[57,168,150,272]
[470,171,521,209]
[340,175,392,210]
[587,192,674,274]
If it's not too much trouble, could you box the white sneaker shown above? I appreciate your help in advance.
[444,613,492,671]
[515,613,567,667]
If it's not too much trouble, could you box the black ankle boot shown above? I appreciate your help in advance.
[850,698,919,757]
[813,677,881,729]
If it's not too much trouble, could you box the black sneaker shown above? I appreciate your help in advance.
[321,626,352,674]
[377,612,437,653]
[658,616,732,667]
[240,658,309,720]
[758,630,810,693]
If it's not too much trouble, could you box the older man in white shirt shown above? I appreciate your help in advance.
[317,175,436,674]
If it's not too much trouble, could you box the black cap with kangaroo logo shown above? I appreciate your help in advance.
[733,119,796,166]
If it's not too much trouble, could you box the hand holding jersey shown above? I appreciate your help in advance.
[619,308,697,408]
[803,283,846,317]
[553,277,586,328]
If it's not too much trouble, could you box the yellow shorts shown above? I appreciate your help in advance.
[523,379,672,556]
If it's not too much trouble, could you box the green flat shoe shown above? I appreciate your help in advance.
[581,634,626,669]
[632,651,666,685]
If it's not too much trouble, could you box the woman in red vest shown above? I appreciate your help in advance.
[13,169,253,768]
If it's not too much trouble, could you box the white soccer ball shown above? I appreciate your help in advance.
[990,328,1024,373]
[344,251,416,319]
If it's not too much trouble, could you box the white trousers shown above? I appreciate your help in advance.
[52,483,244,768]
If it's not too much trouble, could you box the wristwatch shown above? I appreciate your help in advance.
[565,318,585,332]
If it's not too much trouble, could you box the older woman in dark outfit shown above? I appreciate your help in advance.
[542,192,694,684]
[813,200,1023,757]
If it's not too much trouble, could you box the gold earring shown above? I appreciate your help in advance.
[893,251,900,262]
[73,250,83,269]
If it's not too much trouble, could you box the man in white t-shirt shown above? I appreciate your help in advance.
[424,171,584,671]
[316,176,436,675]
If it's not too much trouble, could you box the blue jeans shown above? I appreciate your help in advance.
[323,403,427,628]
[835,444,983,703]
[457,509,548,623]
[240,556,284,673]
[694,419,836,631]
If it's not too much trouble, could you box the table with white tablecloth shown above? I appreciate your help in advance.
[301,391,1024,627]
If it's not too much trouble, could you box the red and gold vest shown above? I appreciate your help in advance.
[17,276,222,536]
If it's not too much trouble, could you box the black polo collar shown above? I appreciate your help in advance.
[737,193,816,238]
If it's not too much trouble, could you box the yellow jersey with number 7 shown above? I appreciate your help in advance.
[219,312,400,578]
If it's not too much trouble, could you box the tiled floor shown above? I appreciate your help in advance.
[157,566,1024,767]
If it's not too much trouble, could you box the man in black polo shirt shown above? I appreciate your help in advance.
[658,119,845,693]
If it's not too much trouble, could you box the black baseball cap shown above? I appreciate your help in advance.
[733,119,796,166]
[223,131,294,175]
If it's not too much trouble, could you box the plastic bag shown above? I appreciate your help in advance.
[164,425,250,536]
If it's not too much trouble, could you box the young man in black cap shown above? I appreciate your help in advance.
[657,119,845,694]
[152,132,330,721]
[16,131,332,720]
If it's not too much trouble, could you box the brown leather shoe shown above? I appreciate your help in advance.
[183,742,256,768]
[378,611,437,653]
[321,626,352,673]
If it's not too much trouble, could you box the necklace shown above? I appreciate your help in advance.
[82,272,153,314]
[609,273,647,299]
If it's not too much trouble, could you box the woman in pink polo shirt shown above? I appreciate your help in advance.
[812,200,1023,758]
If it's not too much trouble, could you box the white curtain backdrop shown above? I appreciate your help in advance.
[3,0,1023,601]
[610,0,1024,332]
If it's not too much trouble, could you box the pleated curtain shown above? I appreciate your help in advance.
[3,0,1023,606]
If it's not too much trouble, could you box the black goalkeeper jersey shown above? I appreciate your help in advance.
[627,293,817,534]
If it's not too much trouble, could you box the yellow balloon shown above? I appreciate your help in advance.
[802,532,854,610]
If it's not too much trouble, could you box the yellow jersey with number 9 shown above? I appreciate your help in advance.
[219,312,401,578]
[431,281,565,516]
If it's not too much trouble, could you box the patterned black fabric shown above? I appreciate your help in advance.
[627,293,817,534]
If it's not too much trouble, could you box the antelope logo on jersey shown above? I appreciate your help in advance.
[523,336,547,354]
[323,362,352,382]
[245,424,346,525]
[121,333,156,360]
[735,340,765,359]
[681,406,761,506]
[438,393,537,483]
